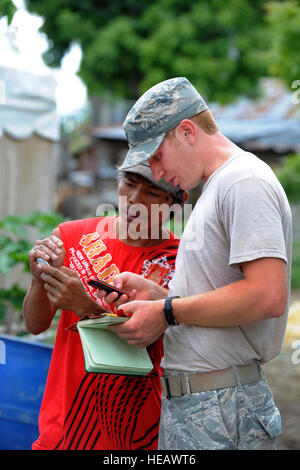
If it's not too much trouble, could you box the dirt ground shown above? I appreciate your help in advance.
[263,292,300,450]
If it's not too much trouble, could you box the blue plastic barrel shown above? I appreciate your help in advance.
[0,333,53,450]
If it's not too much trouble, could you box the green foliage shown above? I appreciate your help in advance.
[4,0,300,102]
[81,16,142,99]
[0,0,16,23]
[276,154,300,203]
[265,0,300,87]
[0,211,65,274]
[139,0,270,103]
[0,211,66,322]
[291,240,300,289]
[0,284,25,321]
[18,0,272,103]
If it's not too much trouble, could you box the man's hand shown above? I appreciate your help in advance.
[96,272,168,307]
[109,299,167,348]
[28,231,65,281]
[23,228,66,335]
[39,265,106,317]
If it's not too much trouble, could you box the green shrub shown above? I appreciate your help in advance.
[276,154,300,203]
[0,211,66,326]
[291,240,300,289]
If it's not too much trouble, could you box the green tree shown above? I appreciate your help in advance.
[0,211,65,332]
[265,0,300,88]
[0,0,15,22]
[276,154,300,203]
[2,0,276,103]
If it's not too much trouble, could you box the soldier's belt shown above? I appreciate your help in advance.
[161,362,262,399]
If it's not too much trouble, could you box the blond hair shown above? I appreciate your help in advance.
[166,109,218,139]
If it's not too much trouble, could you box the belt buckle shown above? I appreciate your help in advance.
[163,372,171,399]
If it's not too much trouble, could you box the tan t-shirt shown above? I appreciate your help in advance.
[162,151,292,372]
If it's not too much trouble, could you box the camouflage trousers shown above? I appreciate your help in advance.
[158,365,282,450]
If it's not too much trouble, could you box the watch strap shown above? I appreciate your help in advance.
[163,296,180,326]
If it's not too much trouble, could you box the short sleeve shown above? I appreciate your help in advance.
[221,177,288,270]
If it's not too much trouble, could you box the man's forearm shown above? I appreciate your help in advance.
[110,258,287,348]
[22,278,57,335]
[149,281,168,301]
[172,278,285,328]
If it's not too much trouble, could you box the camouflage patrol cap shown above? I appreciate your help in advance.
[120,162,184,202]
[120,77,208,170]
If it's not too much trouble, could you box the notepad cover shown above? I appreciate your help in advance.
[77,319,153,376]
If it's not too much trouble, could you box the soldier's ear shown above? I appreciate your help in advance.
[175,120,196,143]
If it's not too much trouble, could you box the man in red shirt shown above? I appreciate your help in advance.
[22,164,186,450]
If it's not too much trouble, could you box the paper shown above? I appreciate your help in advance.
[78,314,128,329]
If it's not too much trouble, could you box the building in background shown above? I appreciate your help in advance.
[56,78,300,220]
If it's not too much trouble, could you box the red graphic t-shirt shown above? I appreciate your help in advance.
[32,217,179,450]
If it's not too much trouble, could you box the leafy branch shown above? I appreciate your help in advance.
[0,211,66,328]
[276,154,300,204]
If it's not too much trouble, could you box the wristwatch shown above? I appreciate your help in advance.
[163,296,180,326]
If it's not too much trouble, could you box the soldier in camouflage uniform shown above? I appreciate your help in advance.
[105,77,292,450]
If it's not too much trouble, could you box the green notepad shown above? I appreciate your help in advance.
[77,315,153,376]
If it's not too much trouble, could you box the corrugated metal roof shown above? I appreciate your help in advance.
[211,78,300,153]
